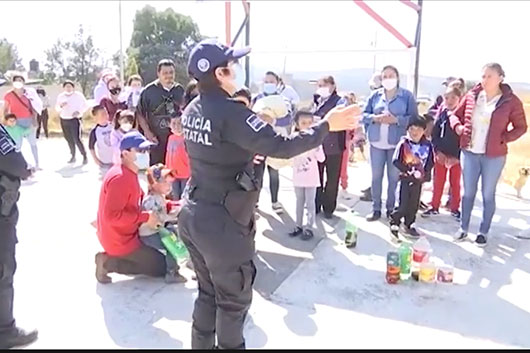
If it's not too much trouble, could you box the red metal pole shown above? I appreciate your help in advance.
[399,0,421,12]
[225,1,232,46]
[353,0,413,48]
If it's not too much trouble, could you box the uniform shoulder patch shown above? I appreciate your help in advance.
[0,134,15,156]
[246,114,267,133]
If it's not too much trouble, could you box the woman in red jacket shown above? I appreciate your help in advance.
[450,63,527,247]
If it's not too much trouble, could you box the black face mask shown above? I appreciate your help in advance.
[109,87,122,95]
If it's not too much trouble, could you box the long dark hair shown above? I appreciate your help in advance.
[196,61,230,93]
[184,80,198,106]
[113,109,135,130]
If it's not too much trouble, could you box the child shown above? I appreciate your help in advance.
[139,164,187,284]
[88,105,114,176]
[390,116,434,240]
[418,113,435,211]
[110,109,135,164]
[2,114,24,150]
[289,111,326,240]
[165,117,190,200]
[423,86,462,219]
[233,88,252,107]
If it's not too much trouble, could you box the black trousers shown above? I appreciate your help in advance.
[391,180,423,227]
[316,153,343,216]
[100,244,166,277]
[150,133,169,166]
[178,199,256,350]
[0,223,17,339]
[36,109,49,139]
[60,118,87,159]
[254,163,279,204]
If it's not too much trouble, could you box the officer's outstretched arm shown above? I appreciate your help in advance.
[223,105,329,159]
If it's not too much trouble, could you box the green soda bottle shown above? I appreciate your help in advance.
[345,220,358,248]
[159,227,189,262]
[399,243,412,280]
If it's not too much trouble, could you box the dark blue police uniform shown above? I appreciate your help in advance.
[178,39,333,350]
[0,125,37,348]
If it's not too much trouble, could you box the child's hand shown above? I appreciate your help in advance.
[253,154,265,165]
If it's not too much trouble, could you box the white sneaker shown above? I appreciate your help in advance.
[272,202,284,213]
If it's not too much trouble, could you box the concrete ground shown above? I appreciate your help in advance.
[12,138,530,349]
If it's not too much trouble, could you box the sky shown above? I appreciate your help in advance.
[1,0,529,83]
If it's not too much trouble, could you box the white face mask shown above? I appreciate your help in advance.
[316,87,331,99]
[232,63,246,91]
[382,78,398,91]
[134,152,149,170]
[121,123,133,132]
[13,81,24,90]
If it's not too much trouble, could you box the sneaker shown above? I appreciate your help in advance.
[289,226,303,237]
[419,201,429,211]
[422,208,440,218]
[475,234,487,248]
[386,210,392,220]
[301,229,314,241]
[451,210,461,220]
[272,202,284,213]
[390,224,400,241]
[454,230,468,243]
[95,252,112,284]
[165,270,187,284]
[404,224,421,239]
[366,211,381,222]
[360,194,373,202]
[0,327,39,349]
[68,156,76,164]
[82,155,88,165]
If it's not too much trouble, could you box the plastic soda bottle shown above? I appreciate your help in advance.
[419,259,436,283]
[398,243,412,280]
[159,227,189,261]
[386,251,400,284]
[345,220,358,248]
[412,237,432,280]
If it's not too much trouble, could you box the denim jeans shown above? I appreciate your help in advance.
[460,150,506,236]
[370,145,399,213]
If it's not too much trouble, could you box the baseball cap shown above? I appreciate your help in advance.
[442,76,457,86]
[119,131,156,151]
[146,164,177,184]
[188,38,251,80]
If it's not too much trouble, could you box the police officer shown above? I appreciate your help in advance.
[178,38,360,350]
[0,125,38,349]
[137,59,185,165]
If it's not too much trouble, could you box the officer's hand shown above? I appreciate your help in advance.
[146,211,161,229]
[253,154,265,165]
[325,104,362,132]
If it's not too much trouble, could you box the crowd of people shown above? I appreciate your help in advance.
[0,37,528,348]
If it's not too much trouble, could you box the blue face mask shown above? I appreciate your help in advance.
[263,83,278,95]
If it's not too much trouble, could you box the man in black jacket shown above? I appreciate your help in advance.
[0,125,38,349]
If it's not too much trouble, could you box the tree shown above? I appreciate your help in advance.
[44,39,69,81]
[127,5,202,84]
[126,55,139,78]
[44,26,101,96]
[68,26,101,96]
[0,38,22,74]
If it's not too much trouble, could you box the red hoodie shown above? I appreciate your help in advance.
[165,134,190,179]
[97,164,149,256]
[449,83,527,157]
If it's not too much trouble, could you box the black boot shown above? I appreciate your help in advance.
[0,327,38,349]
